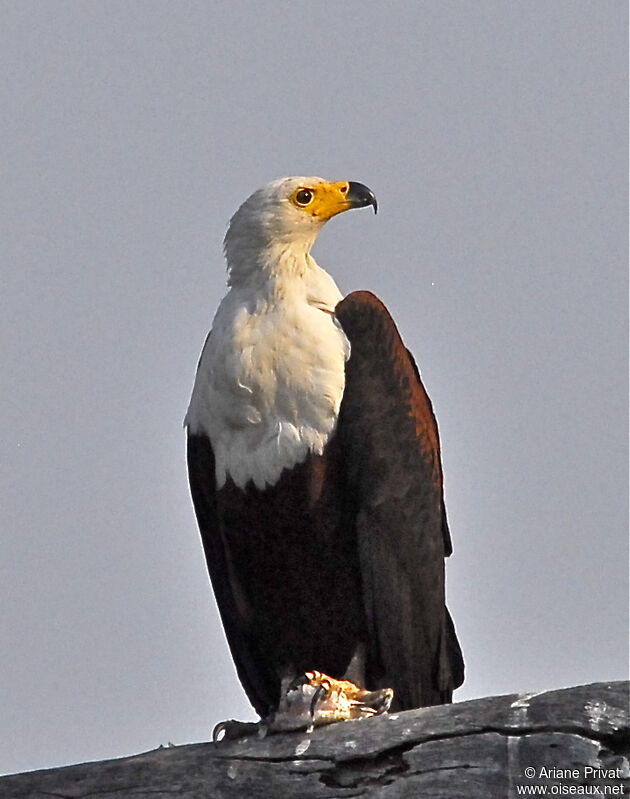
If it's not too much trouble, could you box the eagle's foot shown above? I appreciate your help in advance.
[267,670,394,733]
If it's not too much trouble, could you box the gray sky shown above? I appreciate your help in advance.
[1,0,627,777]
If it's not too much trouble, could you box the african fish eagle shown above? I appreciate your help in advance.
[185,177,464,728]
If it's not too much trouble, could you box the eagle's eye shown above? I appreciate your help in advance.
[295,189,314,206]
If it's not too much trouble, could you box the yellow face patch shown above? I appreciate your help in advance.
[288,181,352,221]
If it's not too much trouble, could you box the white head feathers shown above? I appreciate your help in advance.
[224,177,330,286]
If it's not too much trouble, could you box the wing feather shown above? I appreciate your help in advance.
[336,291,464,708]
[187,433,276,716]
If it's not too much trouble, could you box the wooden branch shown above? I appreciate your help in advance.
[2,681,628,798]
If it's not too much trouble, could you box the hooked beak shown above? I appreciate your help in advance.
[346,181,378,214]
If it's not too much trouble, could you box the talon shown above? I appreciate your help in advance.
[309,682,328,719]
[212,719,261,741]
[213,722,228,743]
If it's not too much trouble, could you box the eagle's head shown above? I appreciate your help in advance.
[223,177,376,283]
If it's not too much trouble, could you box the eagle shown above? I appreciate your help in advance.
[185,177,464,731]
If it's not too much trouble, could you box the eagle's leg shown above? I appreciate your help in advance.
[267,670,393,732]
[342,642,367,685]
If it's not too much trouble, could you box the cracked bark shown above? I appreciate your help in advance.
[1,681,628,798]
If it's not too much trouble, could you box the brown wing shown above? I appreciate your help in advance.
[335,290,464,708]
[187,434,279,717]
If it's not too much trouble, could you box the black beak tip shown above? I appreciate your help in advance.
[347,181,378,214]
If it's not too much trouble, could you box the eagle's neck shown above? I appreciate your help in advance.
[225,228,319,290]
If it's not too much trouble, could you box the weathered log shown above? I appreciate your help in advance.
[2,681,628,798]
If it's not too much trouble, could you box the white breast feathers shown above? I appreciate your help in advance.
[185,262,350,490]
